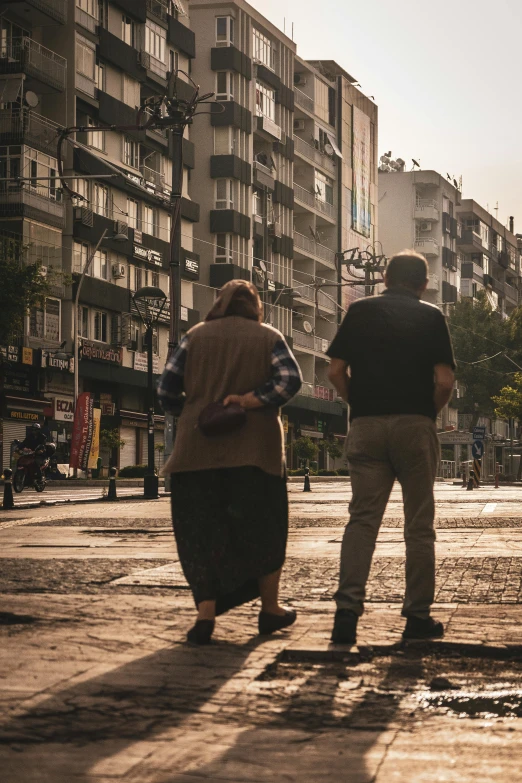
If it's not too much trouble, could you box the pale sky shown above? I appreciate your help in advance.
[251,0,522,231]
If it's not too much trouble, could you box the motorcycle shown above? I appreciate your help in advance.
[12,441,56,493]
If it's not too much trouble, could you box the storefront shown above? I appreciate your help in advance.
[119,410,165,469]
[41,350,75,466]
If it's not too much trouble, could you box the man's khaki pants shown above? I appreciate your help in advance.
[336,415,440,619]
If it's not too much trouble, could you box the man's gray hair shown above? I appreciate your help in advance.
[386,250,429,291]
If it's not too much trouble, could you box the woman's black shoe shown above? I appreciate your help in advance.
[258,609,297,635]
[187,619,215,645]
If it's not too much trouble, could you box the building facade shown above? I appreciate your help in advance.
[0,0,198,470]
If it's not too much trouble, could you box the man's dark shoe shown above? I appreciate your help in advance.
[331,609,358,644]
[402,616,444,640]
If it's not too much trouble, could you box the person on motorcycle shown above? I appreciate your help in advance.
[18,423,48,482]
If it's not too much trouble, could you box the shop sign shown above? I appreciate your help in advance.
[133,245,162,266]
[2,369,32,394]
[301,428,324,439]
[182,256,199,278]
[70,392,94,471]
[134,352,160,374]
[54,395,75,422]
[22,347,33,365]
[0,345,21,363]
[42,351,74,373]
[100,393,112,403]
[101,402,115,416]
[7,409,41,422]
[80,341,122,365]
[180,306,188,322]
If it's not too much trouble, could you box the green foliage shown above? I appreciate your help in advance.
[100,428,126,451]
[492,373,522,421]
[321,437,343,461]
[0,239,65,345]
[292,436,319,463]
[118,464,148,478]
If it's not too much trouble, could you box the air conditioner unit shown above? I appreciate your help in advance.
[294,74,307,86]
[114,220,129,238]
[419,221,431,231]
[268,222,282,238]
[139,51,151,69]
[112,264,126,279]
[73,206,93,227]
[293,119,305,131]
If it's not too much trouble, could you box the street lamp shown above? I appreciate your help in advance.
[132,285,167,498]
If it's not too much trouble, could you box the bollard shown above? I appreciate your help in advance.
[2,468,14,510]
[303,467,312,492]
[467,471,474,491]
[107,467,117,501]
[461,463,467,489]
[495,463,500,489]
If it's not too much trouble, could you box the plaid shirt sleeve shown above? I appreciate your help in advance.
[156,335,189,413]
[253,339,302,406]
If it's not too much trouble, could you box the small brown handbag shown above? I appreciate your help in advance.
[198,401,246,437]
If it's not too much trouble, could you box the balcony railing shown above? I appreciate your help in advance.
[414,237,439,256]
[292,279,314,302]
[0,184,64,224]
[294,135,335,174]
[317,289,336,311]
[0,37,66,91]
[294,231,336,267]
[505,282,518,302]
[75,5,98,32]
[292,329,329,355]
[414,198,440,222]
[146,0,168,21]
[140,164,165,190]
[0,109,62,154]
[26,0,67,24]
[294,182,335,219]
[294,88,314,114]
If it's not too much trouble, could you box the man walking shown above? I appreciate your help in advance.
[327,251,455,643]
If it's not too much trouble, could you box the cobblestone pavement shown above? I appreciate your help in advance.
[3,483,522,782]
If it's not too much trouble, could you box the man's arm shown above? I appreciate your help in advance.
[328,358,350,402]
[434,363,455,413]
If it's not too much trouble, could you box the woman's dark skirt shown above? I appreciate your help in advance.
[170,466,288,615]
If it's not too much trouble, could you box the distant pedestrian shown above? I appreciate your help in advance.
[158,280,302,645]
[327,251,456,643]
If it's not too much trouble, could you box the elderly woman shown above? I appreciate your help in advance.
[157,280,302,644]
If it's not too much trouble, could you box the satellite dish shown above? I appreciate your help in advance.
[24,91,39,108]
[303,320,313,334]
[258,259,267,273]
[324,143,334,156]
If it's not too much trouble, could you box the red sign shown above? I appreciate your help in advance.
[69,392,94,471]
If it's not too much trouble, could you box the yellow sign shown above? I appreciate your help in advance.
[88,408,101,469]
[282,415,289,433]
[22,347,33,365]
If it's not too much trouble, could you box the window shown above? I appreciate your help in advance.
[134,266,143,291]
[29,297,61,342]
[215,179,233,209]
[24,221,62,267]
[315,170,334,204]
[215,71,234,101]
[93,182,109,217]
[215,233,232,263]
[92,249,108,279]
[214,126,234,155]
[78,305,89,338]
[127,198,139,229]
[216,16,234,46]
[95,61,105,91]
[143,205,157,236]
[23,148,61,201]
[253,190,263,217]
[145,21,166,63]
[253,28,274,69]
[93,310,108,342]
[75,178,89,203]
[77,0,98,16]
[121,15,134,46]
[88,117,104,151]
[169,49,179,75]
[122,74,138,107]
[314,77,329,124]
[73,241,89,273]
[255,81,275,120]
[76,35,96,79]
[123,137,139,169]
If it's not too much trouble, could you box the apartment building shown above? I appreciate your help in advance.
[0,0,198,469]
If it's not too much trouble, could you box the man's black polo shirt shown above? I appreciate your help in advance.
[327,287,456,421]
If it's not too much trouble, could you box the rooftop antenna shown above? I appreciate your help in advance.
[495,201,499,220]
[291,22,294,40]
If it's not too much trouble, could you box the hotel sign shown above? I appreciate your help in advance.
[133,244,162,265]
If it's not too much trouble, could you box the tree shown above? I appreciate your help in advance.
[100,428,126,467]
[293,436,319,466]
[0,239,61,345]
[447,292,509,426]
[322,437,343,462]
[492,374,522,480]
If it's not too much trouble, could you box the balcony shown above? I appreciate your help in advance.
[0,184,64,228]
[1,0,67,25]
[292,279,315,303]
[414,198,439,222]
[294,231,336,268]
[255,114,282,141]
[505,282,518,303]
[294,88,314,114]
[0,38,66,92]
[140,164,166,191]
[75,5,98,32]
[457,229,484,252]
[0,109,62,155]
[427,273,439,291]
[294,135,335,175]
[317,289,337,312]
[292,329,329,355]
[146,0,168,22]
[414,237,439,257]
[294,183,335,221]
[253,159,275,190]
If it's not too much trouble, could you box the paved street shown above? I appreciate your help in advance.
[0,485,168,509]
[2,482,522,781]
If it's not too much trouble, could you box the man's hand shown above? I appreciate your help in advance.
[223,392,263,410]
[434,363,455,413]
[328,359,350,402]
